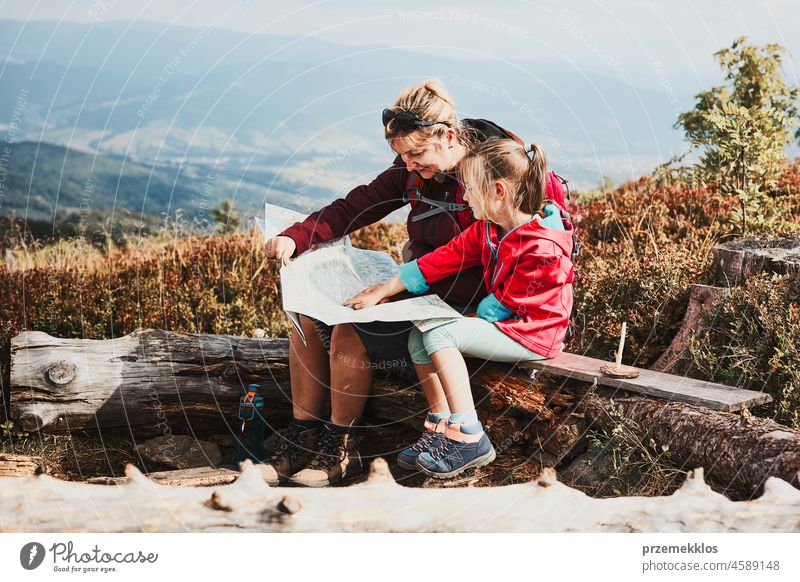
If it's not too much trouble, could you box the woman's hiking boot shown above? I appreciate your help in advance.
[396,413,448,470]
[289,423,364,487]
[257,421,322,486]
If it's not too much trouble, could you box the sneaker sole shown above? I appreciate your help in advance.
[415,447,497,479]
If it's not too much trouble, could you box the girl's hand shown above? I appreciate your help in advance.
[265,235,296,267]
[343,276,406,309]
[343,283,391,310]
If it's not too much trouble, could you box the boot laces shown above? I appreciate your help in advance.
[411,425,446,453]
[307,427,346,470]
[266,422,305,463]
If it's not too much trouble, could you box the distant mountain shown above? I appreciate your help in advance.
[0,18,696,196]
[0,140,320,225]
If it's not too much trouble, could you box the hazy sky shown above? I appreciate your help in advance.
[2,0,798,88]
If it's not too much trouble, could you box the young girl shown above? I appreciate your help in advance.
[343,138,575,479]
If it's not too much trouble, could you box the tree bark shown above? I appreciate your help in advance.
[9,329,583,459]
[1,458,798,532]
[713,236,800,286]
[11,329,800,499]
[582,392,800,500]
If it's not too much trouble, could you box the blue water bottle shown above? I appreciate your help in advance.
[234,384,266,464]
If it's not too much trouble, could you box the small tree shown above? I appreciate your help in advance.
[675,36,799,234]
[210,199,241,236]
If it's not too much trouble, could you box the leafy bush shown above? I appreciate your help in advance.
[571,177,721,365]
[675,36,799,234]
[688,273,800,429]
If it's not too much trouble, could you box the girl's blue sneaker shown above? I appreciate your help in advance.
[396,414,448,470]
[415,423,496,479]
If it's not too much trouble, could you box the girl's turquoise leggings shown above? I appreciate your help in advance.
[408,317,548,365]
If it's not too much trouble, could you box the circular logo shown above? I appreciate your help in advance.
[20,542,46,570]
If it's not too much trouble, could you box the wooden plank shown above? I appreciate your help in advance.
[519,352,772,412]
[86,465,239,487]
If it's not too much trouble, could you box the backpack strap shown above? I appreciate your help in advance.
[403,170,469,223]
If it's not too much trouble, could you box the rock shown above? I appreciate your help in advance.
[558,446,619,495]
[134,435,222,470]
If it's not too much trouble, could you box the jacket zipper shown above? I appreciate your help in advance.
[491,260,504,286]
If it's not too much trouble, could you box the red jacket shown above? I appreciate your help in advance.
[278,119,518,308]
[400,206,575,358]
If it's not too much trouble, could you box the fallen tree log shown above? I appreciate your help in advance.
[1,458,798,532]
[582,394,800,500]
[9,329,582,459]
[11,329,800,498]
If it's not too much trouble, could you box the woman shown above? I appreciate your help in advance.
[262,79,521,487]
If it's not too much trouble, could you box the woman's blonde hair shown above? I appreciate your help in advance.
[384,79,473,150]
[459,138,549,219]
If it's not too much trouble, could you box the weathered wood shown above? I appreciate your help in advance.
[1,458,798,532]
[10,328,292,435]
[0,453,45,477]
[10,330,579,459]
[521,351,770,412]
[86,466,239,487]
[713,236,800,286]
[12,329,800,498]
[582,394,800,499]
[652,284,729,374]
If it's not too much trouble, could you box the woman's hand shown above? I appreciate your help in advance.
[265,235,296,267]
[343,277,406,309]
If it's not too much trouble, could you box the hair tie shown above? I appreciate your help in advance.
[524,144,535,160]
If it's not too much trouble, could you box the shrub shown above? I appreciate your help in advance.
[687,273,800,429]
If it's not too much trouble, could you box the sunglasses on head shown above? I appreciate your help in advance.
[382,108,451,132]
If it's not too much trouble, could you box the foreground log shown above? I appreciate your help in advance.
[1,458,798,532]
[582,394,800,499]
[0,453,45,477]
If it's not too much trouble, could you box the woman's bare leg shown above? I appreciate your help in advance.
[288,315,331,421]
[328,323,373,427]
[413,363,450,414]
